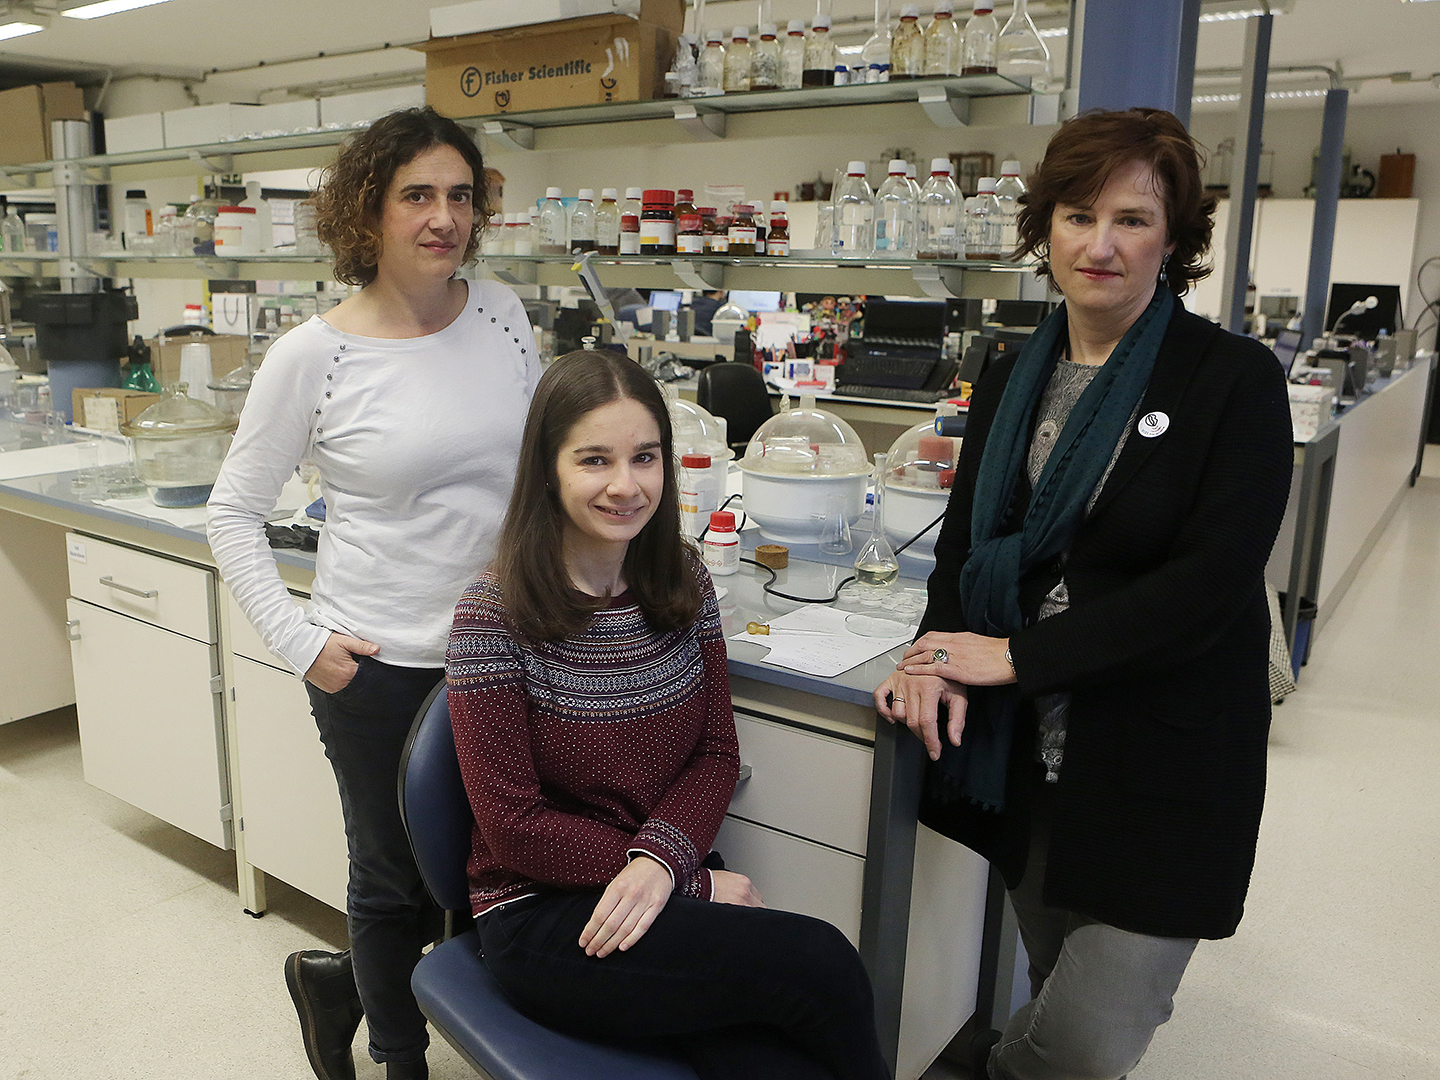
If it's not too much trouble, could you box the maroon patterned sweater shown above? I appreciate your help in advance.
[446,563,738,916]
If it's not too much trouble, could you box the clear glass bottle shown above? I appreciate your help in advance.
[994,160,1025,257]
[997,0,1051,79]
[482,213,504,255]
[861,0,892,83]
[874,159,916,256]
[514,212,537,256]
[918,158,961,259]
[780,19,807,89]
[751,23,780,89]
[620,188,643,255]
[923,0,961,76]
[724,26,753,91]
[962,0,998,75]
[803,15,835,86]
[1,202,23,253]
[965,176,1000,260]
[832,161,875,256]
[890,4,924,78]
[905,162,923,200]
[700,30,727,92]
[570,189,597,252]
[539,188,568,254]
[855,453,901,586]
[596,188,621,254]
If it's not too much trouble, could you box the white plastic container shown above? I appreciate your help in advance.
[122,189,153,251]
[702,510,740,575]
[214,205,259,255]
[241,181,273,252]
[680,453,721,540]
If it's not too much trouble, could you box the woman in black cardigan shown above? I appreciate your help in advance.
[874,109,1293,1080]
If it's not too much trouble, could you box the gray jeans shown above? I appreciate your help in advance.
[989,793,1198,1080]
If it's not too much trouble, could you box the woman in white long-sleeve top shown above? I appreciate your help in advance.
[206,107,540,1080]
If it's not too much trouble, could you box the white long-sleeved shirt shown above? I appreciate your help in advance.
[207,279,541,676]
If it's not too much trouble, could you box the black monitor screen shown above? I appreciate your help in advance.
[1272,328,1302,375]
[1324,283,1402,341]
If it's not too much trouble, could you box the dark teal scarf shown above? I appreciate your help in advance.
[929,286,1174,812]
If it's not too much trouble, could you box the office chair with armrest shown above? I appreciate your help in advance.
[398,683,699,1080]
[696,361,774,454]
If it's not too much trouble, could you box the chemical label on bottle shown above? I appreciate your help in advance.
[767,238,789,256]
[640,220,676,247]
[703,535,740,575]
[677,233,705,254]
[708,234,730,253]
[620,232,642,255]
[728,225,757,246]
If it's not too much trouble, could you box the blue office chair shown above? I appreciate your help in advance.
[398,682,699,1080]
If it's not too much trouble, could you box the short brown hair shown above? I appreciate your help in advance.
[311,108,489,287]
[494,350,704,642]
[1015,107,1217,298]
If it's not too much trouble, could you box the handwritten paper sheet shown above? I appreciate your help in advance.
[730,606,915,678]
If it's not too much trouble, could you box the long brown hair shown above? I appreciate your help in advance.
[494,350,704,642]
[1015,107,1216,298]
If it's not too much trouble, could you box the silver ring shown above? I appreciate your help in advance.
[892,696,905,703]
[932,648,948,664]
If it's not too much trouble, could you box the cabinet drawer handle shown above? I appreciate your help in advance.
[99,575,158,599]
[737,764,753,783]
[66,619,81,642]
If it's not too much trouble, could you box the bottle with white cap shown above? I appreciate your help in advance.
[994,161,1025,255]
[962,0,998,75]
[918,158,962,259]
[965,177,1000,260]
[904,161,923,199]
[891,4,924,78]
[539,188,567,254]
[874,159,916,256]
[596,188,621,254]
[803,15,835,86]
[619,188,644,255]
[700,29,727,92]
[780,19,807,89]
[924,0,961,76]
[482,213,504,256]
[724,26,752,92]
[241,181,273,252]
[751,23,780,89]
[570,188,597,253]
[833,160,876,256]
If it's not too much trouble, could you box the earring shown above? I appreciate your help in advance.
[1158,252,1172,283]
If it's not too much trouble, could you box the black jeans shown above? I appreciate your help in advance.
[476,890,892,1080]
[306,655,445,1065]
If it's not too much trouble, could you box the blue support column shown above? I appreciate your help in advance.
[1220,14,1272,334]
[1074,0,1201,116]
[1302,88,1349,346]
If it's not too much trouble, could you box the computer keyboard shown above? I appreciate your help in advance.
[833,384,956,403]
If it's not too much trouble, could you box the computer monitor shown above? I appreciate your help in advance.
[1324,283,1403,341]
[647,290,683,312]
[727,290,783,313]
[1271,328,1303,377]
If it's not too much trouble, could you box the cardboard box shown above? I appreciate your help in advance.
[163,103,263,148]
[319,86,426,128]
[0,82,87,166]
[103,111,166,154]
[148,333,249,387]
[72,388,162,432]
[417,1,682,116]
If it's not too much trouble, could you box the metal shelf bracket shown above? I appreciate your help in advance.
[917,85,972,128]
[187,149,235,173]
[911,262,964,299]
[672,103,727,141]
[482,121,536,152]
[671,260,723,290]
[196,258,241,278]
[0,168,39,189]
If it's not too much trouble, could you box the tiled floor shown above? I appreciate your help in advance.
[3,453,1439,1080]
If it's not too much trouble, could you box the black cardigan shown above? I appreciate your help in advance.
[918,304,1293,940]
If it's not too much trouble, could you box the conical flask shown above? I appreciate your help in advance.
[855,452,901,586]
[996,0,1050,79]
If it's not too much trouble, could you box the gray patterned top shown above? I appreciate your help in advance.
[1026,360,1137,782]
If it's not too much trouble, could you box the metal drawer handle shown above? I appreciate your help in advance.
[737,764,753,783]
[66,619,81,641]
[99,575,158,599]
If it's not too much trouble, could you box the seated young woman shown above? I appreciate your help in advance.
[446,350,891,1080]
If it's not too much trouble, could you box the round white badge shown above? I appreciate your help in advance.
[1138,411,1170,438]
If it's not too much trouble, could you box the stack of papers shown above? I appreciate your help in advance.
[730,606,915,678]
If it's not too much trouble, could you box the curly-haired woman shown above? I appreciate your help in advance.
[207,107,540,1080]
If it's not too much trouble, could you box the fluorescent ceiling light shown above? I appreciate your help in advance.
[61,0,174,19]
[1199,9,1267,21]
[0,20,46,39]
[1193,88,1331,103]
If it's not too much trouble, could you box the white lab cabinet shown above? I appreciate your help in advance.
[64,533,231,849]
[225,591,348,912]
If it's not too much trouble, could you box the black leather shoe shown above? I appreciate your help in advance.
[386,1059,428,1080]
[968,1027,1002,1079]
[285,949,364,1080]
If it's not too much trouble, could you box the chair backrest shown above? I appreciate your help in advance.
[399,681,474,913]
[696,362,773,449]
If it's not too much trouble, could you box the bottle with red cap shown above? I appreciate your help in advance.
[639,189,676,255]
[679,454,720,538]
[702,510,740,575]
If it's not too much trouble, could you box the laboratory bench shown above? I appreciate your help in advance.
[0,453,985,1080]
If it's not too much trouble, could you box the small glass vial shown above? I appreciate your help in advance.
[702,510,740,575]
[724,26,753,92]
[780,20,807,89]
[891,4,924,78]
[677,212,705,254]
[727,203,757,256]
[751,23,781,90]
[924,0,961,76]
[570,188,597,253]
[539,187,568,254]
[803,15,835,86]
[702,208,728,253]
[766,202,790,256]
[640,189,677,255]
[962,0,998,75]
[700,30,727,92]
[596,188,621,254]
